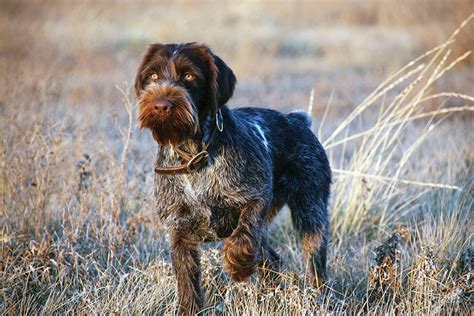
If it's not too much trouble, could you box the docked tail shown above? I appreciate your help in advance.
[287,111,312,128]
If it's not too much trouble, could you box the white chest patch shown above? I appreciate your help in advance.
[183,177,196,197]
[254,123,269,152]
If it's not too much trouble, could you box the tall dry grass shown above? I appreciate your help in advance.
[324,16,474,237]
[1,4,473,316]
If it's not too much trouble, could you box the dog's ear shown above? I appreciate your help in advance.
[213,53,237,111]
[134,43,172,97]
[187,43,236,117]
[135,44,160,97]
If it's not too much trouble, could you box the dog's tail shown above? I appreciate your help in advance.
[287,110,312,128]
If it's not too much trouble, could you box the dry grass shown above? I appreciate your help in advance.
[1,1,473,315]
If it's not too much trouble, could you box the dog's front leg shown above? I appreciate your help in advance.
[222,199,264,282]
[171,232,203,315]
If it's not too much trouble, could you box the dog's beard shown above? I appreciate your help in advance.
[138,85,199,147]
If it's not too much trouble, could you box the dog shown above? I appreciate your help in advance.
[134,42,331,315]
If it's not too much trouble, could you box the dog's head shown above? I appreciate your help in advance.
[134,42,236,146]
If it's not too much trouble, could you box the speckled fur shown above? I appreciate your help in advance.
[135,42,331,315]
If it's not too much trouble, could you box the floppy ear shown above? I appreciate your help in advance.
[134,43,168,97]
[187,43,236,118]
[213,54,237,111]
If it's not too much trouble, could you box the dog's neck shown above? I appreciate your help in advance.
[171,139,200,157]
[163,110,223,160]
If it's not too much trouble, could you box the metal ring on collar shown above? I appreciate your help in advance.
[216,109,224,132]
[186,151,209,173]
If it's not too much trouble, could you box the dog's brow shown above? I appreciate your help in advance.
[169,59,178,79]
[162,66,174,81]
[142,63,158,75]
[172,56,203,79]
[143,56,166,73]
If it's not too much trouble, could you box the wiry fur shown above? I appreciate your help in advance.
[135,42,331,315]
[138,83,199,145]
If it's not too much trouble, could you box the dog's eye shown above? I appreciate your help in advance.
[184,73,194,81]
[150,73,158,80]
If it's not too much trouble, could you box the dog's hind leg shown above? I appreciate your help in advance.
[288,191,329,288]
[258,232,282,284]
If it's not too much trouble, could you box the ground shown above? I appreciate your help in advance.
[0,1,473,314]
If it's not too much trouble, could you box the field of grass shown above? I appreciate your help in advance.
[1,1,473,314]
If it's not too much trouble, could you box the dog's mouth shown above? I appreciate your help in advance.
[138,85,199,147]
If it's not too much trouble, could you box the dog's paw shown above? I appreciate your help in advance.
[222,230,259,282]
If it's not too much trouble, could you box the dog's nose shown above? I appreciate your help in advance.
[153,100,173,116]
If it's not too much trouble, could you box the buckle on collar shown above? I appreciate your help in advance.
[216,109,223,132]
[186,151,209,173]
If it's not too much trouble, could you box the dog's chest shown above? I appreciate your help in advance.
[186,172,244,236]
[159,147,253,206]
[182,161,248,207]
[180,176,204,201]
[154,145,268,238]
